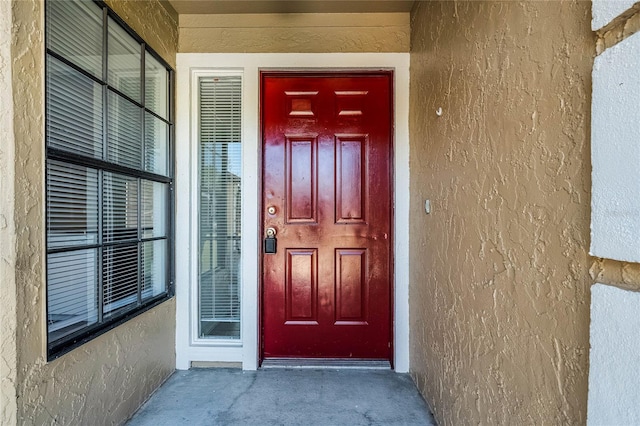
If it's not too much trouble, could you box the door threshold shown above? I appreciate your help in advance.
[260,358,392,370]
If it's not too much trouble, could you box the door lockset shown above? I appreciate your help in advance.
[264,227,277,254]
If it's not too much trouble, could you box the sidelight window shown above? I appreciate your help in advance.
[45,0,174,358]
[198,74,242,339]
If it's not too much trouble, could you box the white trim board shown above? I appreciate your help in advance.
[175,53,410,372]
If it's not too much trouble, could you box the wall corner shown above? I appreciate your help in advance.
[0,0,18,423]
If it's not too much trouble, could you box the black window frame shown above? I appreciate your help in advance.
[45,0,175,360]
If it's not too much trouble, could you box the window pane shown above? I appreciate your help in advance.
[199,234,241,339]
[47,249,99,343]
[142,240,167,300]
[144,112,168,176]
[47,160,99,249]
[45,1,174,355]
[103,172,138,242]
[145,52,168,119]
[141,180,167,239]
[108,91,142,169]
[47,0,103,78]
[198,76,242,339]
[200,77,242,145]
[46,56,103,159]
[108,17,141,102]
[103,244,138,317]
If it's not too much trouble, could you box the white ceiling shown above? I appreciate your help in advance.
[168,0,415,15]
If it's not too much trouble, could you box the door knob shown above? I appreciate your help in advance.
[266,227,277,237]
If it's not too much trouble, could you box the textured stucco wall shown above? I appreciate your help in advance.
[0,0,18,424]
[591,258,640,291]
[3,0,178,425]
[19,301,176,425]
[179,12,409,53]
[409,1,594,424]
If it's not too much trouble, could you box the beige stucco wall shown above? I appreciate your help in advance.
[0,0,18,423]
[179,12,409,53]
[591,258,640,292]
[409,1,594,424]
[0,0,178,424]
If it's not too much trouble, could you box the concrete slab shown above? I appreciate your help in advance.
[127,368,436,425]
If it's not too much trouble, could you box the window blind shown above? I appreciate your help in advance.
[45,0,173,358]
[46,160,99,249]
[145,52,168,120]
[47,0,103,78]
[107,17,141,102]
[198,76,242,339]
[107,91,142,169]
[46,56,103,158]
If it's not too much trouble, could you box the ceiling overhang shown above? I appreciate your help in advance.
[169,0,415,15]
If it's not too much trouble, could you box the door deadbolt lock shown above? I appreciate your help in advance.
[264,227,277,254]
[267,206,277,215]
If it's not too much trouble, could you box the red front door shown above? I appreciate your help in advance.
[261,72,393,360]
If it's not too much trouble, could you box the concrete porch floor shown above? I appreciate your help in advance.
[126,368,436,425]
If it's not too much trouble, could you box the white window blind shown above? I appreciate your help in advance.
[47,55,103,158]
[45,0,173,358]
[47,0,103,78]
[198,76,242,339]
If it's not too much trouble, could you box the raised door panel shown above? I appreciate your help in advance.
[335,249,367,324]
[335,135,366,224]
[285,249,318,324]
[286,136,317,223]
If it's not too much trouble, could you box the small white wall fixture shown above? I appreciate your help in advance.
[591,0,637,30]
[175,53,411,372]
[587,284,640,425]
[591,31,640,263]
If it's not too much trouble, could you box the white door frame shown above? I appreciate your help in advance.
[175,53,410,372]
